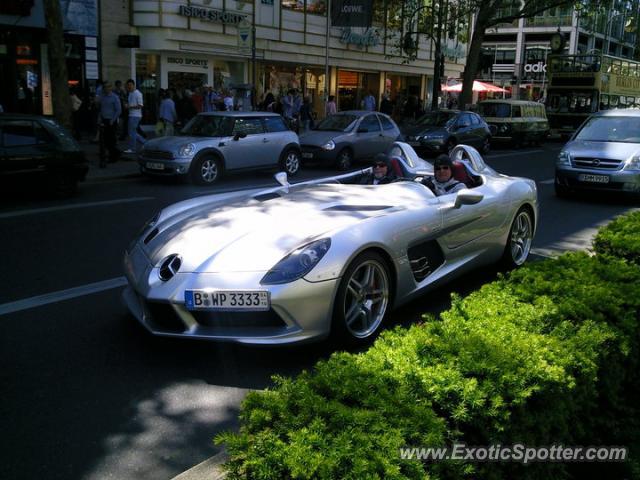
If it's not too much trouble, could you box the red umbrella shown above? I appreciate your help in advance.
[441,81,507,93]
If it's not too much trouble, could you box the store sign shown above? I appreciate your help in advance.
[331,0,373,28]
[167,56,209,68]
[178,5,246,25]
[339,27,380,47]
[524,61,547,73]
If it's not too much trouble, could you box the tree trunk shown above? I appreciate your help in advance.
[460,12,489,108]
[43,0,72,131]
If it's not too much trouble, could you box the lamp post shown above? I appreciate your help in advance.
[403,0,446,110]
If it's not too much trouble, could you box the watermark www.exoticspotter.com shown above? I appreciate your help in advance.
[399,444,627,464]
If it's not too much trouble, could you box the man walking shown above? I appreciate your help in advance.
[362,91,376,111]
[158,90,177,136]
[97,81,121,167]
[124,79,145,154]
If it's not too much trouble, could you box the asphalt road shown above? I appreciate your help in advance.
[1,143,638,480]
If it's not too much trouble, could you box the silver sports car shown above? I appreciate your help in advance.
[123,145,537,345]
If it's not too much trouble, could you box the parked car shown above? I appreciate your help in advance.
[555,109,640,197]
[401,110,492,156]
[139,112,301,185]
[299,111,401,170]
[123,145,538,346]
[0,114,88,197]
[477,100,549,147]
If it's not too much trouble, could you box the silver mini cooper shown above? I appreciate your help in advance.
[139,112,301,185]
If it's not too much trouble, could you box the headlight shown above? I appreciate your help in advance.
[261,238,331,285]
[624,154,640,171]
[321,140,336,151]
[178,143,196,157]
[557,151,571,166]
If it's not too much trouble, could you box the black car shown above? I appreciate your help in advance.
[0,114,88,196]
[401,110,492,156]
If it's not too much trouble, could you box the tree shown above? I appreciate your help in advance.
[459,0,605,107]
[43,0,72,130]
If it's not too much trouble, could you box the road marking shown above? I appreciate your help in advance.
[0,277,128,316]
[0,197,155,220]
[539,179,555,184]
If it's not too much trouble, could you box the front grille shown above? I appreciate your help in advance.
[143,149,174,160]
[145,301,186,332]
[573,158,623,170]
[192,310,286,328]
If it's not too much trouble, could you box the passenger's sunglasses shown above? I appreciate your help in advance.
[435,166,451,171]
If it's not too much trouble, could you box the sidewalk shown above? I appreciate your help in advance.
[80,138,143,183]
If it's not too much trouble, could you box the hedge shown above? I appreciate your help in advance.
[593,210,640,264]
[216,242,640,478]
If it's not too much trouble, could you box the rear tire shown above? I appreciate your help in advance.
[191,155,221,185]
[500,207,534,269]
[331,251,392,346]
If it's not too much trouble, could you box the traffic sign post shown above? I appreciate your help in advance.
[238,20,252,48]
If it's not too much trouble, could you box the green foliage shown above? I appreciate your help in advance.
[216,247,640,478]
[593,210,640,264]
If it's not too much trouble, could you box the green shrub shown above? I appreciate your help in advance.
[593,210,640,264]
[216,252,640,479]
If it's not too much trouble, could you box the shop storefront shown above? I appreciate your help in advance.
[258,62,326,117]
[337,69,379,111]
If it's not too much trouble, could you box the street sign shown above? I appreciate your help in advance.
[238,20,252,48]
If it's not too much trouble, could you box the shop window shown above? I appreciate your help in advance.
[282,0,304,12]
[307,0,326,15]
[264,116,289,132]
[136,53,160,124]
[233,118,264,136]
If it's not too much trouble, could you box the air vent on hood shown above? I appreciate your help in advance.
[144,227,159,244]
[324,205,393,212]
[253,192,282,202]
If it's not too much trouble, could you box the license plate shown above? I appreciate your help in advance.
[184,290,270,311]
[146,161,165,170]
[302,152,314,159]
[578,174,609,183]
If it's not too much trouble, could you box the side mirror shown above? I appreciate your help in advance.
[454,190,483,209]
[357,127,369,133]
[233,132,247,141]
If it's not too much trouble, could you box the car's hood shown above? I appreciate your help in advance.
[564,140,640,160]
[402,125,447,137]
[299,130,349,145]
[144,184,419,273]
[144,135,218,152]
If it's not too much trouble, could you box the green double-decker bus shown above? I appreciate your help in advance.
[546,53,640,137]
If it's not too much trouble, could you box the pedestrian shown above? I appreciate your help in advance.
[69,88,83,139]
[97,81,122,166]
[299,96,314,132]
[158,89,177,136]
[380,94,393,115]
[325,95,337,116]
[223,90,234,111]
[362,90,376,111]
[262,92,275,111]
[115,80,128,140]
[124,78,146,154]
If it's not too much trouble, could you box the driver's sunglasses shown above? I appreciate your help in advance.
[374,163,387,168]
[435,166,451,171]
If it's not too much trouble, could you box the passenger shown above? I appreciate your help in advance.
[361,153,396,185]
[422,154,466,196]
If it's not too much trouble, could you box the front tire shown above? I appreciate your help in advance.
[336,148,353,171]
[191,155,221,185]
[501,207,534,269]
[280,149,301,176]
[331,251,392,346]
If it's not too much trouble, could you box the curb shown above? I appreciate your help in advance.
[171,450,228,480]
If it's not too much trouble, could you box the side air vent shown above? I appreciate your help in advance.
[254,192,281,202]
[407,240,445,282]
[144,227,159,244]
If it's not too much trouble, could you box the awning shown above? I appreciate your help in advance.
[441,81,508,93]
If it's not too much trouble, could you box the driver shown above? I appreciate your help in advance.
[422,154,466,196]
[361,153,396,185]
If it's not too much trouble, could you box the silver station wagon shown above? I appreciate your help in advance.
[555,109,640,197]
[139,112,301,185]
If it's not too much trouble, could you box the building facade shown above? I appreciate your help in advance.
[477,4,639,101]
[101,0,467,124]
[0,0,100,115]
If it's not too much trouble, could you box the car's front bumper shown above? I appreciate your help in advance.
[138,155,192,176]
[123,246,339,345]
[300,145,337,164]
[555,166,640,194]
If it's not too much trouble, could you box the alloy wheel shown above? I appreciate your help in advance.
[342,260,389,338]
[284,151,300,175]
[510,210,533,265]
[200,158,219,183]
